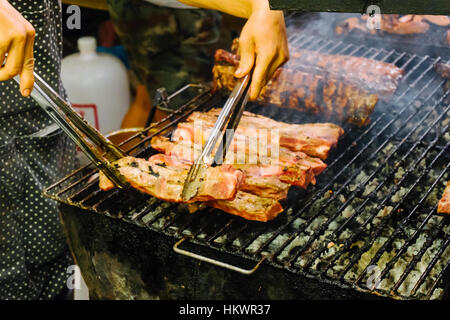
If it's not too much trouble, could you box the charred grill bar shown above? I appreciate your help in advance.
[47,29,450,299]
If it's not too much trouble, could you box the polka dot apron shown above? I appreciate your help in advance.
[0,0,78,299]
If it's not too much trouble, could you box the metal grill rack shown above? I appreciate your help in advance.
[45,33,450,300]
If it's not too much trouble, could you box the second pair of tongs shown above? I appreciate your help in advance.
[181,74,251,201]
[13,73,129,189]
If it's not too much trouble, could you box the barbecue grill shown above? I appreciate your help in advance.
[48,13,450,300]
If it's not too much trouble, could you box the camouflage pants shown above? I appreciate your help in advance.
[106,0,224,102]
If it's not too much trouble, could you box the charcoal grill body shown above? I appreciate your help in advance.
[60,204,382,300]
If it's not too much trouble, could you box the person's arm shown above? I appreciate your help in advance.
[179,0,289,100]
[0,0,36,97]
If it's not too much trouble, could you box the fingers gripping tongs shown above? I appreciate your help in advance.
[181,74,251,201]
[13,73,129,189]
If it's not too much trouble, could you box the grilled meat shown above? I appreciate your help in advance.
[100,154,286,221]
[336,14,450,47]
[239,176,289,201]
[437,181,450,214]
[214,49,240,65]
[213,48,396,126]
[150,135,315,190]
[234,162,314,190]
[215,46,403,95]
[335,17,373,35]
[336,14,431,35]
[435,62,450,79]
[208,191,284,222]
[287,49,403,96]
[181,109,344,160]
[168,126,328,174]
[100,109,344,222]
[99,155,244,203]
[148,155,286,220]
[390,15,430,34]
[422,15,450,27]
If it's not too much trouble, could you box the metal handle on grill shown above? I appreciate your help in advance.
[173,237,265,275]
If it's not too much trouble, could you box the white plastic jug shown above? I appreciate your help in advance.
[61,36,131,135]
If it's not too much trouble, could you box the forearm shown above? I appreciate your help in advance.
[178,0,266,19]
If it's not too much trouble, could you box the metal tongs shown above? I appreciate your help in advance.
[181,74,251,201]
[13,73,129,189]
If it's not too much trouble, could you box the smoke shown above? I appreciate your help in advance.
[285,12,450,59]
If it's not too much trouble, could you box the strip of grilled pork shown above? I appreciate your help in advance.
[99,155,244,203]
[151,137,292,200]
[151,135,316,189]
[207,191,284,222]
[287,49,403,96]
[179,109,344,160]
[99,154,285,222]
[336,15,450,37]
[213,47,403,126]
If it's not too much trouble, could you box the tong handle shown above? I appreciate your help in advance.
[197,74,250,165]
[213,81,250,165]
[181,74,250,201]
[14,74,128,188]
[33,73,125,160]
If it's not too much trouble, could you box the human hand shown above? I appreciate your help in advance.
[0,0,36,97]
[234,1,289,101]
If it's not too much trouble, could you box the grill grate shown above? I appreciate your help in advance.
[45,33,450,300]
